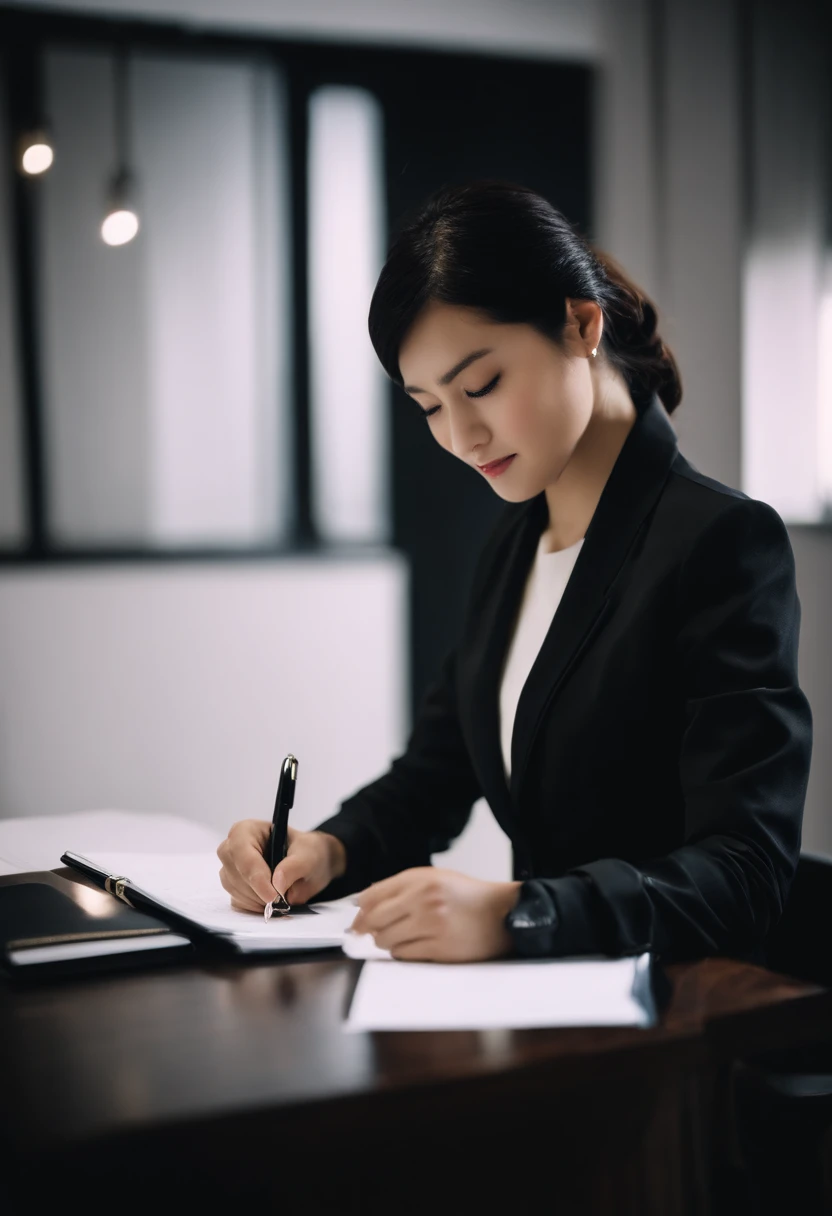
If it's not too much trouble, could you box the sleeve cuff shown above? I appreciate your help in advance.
[310,815,383,901]
[506,875,609,958]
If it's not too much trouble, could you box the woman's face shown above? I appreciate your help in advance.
[398,300,596,503]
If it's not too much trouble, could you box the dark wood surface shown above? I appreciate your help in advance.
[1,869,830,1215]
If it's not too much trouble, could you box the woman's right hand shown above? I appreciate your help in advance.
[217,820,347,913]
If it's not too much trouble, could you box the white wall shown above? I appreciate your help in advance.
[0,555,513,878]
[0,558,408,836]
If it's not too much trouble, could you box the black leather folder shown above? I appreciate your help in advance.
[0,880,195,980]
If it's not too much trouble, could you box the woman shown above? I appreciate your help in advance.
[218,180,813,965]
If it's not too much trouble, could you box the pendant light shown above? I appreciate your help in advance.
[16,45,54,176]
[18,125,54,176]
[101,46,139,247]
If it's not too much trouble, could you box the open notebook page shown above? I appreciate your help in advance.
[77,851,357,952]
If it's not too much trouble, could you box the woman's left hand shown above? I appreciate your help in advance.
[349,867,522,962]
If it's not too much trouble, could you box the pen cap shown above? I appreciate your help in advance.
[285,755,297,807]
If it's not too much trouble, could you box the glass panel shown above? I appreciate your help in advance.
[39,46,290,546]
[819,252,832,515]
[0,63,26,547]
[741,5,828,521]
[308,86,389,544]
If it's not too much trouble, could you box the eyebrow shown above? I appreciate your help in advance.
[403,347,493,395]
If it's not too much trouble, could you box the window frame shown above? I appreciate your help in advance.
[0,6,327,564]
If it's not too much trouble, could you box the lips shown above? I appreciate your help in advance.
[478,454,516,474]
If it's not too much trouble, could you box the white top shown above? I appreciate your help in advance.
[499,531,585,782]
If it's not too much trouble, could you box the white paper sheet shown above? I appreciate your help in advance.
[341,930,392,961]
[78,850,357,951]
[9,934,193,966]
[344,955,656,1031]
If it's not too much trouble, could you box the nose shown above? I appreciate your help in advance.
[447,402,490,461]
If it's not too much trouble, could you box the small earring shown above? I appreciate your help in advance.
[591,348,597,358]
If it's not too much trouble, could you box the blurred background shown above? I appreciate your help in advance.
[0,0,830,881]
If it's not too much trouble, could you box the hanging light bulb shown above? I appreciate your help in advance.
[101,207,139,246]
[101,46,139,248]
[16,48,54,177]
[18,126,54,176]
[101,168,139,246]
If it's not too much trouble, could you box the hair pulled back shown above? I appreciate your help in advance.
[368,179,682,416]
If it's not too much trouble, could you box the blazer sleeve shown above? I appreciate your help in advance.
[507,496,814,963]
[312,642,483,899]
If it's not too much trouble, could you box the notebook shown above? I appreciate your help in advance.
[61,850,357,954]
[0,881,193,978]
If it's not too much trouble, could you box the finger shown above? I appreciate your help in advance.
[225,818,270,856]
[234,840,279,905]
[373,913,422,951]
[389,937,436,961]
[284,875,319,905]
[352,891,412,936]
[230,894,265,914]
[355,872,409,914]
[272,852,313,899]
[240,817,271,847]
[219,866,265,911]
[220,865,264,912]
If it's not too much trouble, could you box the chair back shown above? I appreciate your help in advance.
[765,852,832,986]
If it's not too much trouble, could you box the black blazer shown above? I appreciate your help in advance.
[316,393,813,963]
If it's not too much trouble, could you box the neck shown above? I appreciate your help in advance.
[542,378,638,552]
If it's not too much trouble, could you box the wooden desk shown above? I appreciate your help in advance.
[1,871,830,1216]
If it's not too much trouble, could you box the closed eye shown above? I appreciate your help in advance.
[465,373,500,399]
[416,373,501,420]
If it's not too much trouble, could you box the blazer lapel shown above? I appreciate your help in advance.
[462,392,680,821]
[510,393,680,801]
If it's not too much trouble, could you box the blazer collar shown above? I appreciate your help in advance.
[462,392,680,819]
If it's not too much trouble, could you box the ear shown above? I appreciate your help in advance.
[564,298,604,355]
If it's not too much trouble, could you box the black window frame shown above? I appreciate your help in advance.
[0,4,363,564]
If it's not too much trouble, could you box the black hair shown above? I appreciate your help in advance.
[368,179,682,416]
